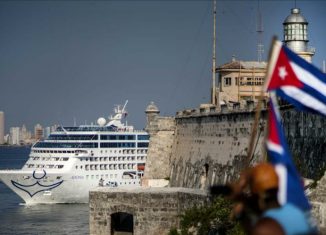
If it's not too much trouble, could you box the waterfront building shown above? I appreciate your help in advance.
[4,134,9,144]
[21,124,32,145]
[44,126,51,138]
[0,111,4,144]
[34,123,44,140]
[9,127,20,145]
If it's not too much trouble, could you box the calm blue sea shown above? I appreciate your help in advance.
[0,147,89,235]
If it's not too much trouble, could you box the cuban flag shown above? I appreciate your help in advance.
[266,93,310,211]
[265,40,326,116]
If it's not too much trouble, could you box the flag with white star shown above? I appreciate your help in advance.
[265,40,326,116]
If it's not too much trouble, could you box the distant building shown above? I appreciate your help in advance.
[21,124,32,145]
[216,8,314,104]
[44,126,51,138]
[34,124,44,140]
[0,111,4,144]
[9,127,20,145]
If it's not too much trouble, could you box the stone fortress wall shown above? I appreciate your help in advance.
[145,103,326,185]
[143,102,326,231]
[169,104,265,189]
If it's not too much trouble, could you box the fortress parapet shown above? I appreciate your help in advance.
[176,101,268,119]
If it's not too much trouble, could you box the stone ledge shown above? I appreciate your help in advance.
[90,186,208,195]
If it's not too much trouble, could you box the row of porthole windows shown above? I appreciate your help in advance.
[82,156,146,162]
[31,157,69,161]
[99,149,147,154]
[85,174,139,185]
[34,142,98,148]
[32,148,148,154]
[86,174,118,179]
[32,150,75,154]
[76,164,136,171]
[22,175,62,180]
[25,164,64,169]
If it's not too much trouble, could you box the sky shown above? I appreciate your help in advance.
[0,0,325,132]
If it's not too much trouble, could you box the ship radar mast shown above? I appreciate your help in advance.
[106,100,130,130]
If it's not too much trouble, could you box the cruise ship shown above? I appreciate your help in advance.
[0,101,149,204]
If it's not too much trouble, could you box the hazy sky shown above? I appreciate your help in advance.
[1,0,325,132]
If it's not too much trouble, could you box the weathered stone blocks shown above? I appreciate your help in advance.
[89,187,208,235]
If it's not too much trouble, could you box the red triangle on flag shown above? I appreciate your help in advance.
[267,46,304,90]
[268,104,281,146]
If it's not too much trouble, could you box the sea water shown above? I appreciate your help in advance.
[0,147,89,235]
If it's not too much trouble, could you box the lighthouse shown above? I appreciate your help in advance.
[283,8,315,62]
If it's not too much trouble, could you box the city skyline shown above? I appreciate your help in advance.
[1,1,325,132]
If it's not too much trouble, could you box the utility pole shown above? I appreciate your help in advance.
[257,0,264,62]
[211,0,217,105]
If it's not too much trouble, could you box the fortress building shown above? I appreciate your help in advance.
[216,59,267,104]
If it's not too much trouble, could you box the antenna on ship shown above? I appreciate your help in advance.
[256,0,264,62]
[122,100,128,114]
[211,0,217,105]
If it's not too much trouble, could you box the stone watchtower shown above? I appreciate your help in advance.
[142,102,175,187]
[145,101,160,134]
[283,8,315,62]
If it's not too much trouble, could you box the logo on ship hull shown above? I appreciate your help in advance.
[11,170,63,197]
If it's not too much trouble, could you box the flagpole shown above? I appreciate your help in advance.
[246,36,278,166]
[245,89,264,166]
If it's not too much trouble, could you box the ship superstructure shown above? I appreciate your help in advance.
[0,101,149,204]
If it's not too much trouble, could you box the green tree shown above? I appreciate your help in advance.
[170,196,244,235]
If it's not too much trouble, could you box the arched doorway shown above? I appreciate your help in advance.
[111,212,133,235]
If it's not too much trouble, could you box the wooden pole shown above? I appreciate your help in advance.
[245,36,278,166]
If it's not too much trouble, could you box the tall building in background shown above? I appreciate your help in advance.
[0,111,4,145]
[34,124,44,140]
[21,124,32,145]
[44,126,51,139]
[9,127,20,145]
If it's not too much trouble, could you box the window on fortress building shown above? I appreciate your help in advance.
[240,96,251,101]
[255,77,264,86]
[224,77,232,86]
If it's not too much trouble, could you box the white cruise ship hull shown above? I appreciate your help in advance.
[0,169,141,204]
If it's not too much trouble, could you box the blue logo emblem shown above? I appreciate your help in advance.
[11,170,64,197]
